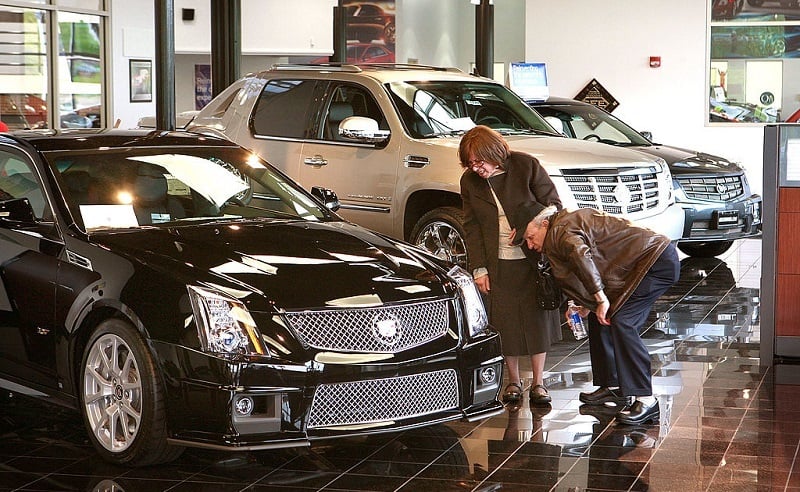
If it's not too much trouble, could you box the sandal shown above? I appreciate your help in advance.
[530,384,552,405]
[502,382,523,403]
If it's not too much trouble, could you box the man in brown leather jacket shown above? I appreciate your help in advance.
[511,201,680,425]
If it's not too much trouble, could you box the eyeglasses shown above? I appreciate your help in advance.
[467,159,487,170]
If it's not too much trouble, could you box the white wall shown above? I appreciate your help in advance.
[109,0,155,129]
[525,0,764,194]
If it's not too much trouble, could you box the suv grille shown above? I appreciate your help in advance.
[564,171,661,216]
[677,174,744,202]
[307,369,459,429]
[284,299,449,353]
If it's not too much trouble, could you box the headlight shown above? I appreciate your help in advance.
[187,285,269,356]
[448,265,488,337]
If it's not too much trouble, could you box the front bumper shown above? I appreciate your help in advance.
[630,202,685,241]
[156,331,504,451]
[678,194,762,242]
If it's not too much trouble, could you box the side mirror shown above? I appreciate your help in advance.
[339,116,390,144]
[311,186,340,212]
[0,198,36,225]
[641,131,653,141]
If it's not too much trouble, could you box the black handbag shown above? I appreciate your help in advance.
[534,255,562,310]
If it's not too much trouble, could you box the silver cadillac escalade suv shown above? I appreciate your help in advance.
[165,64,684,265]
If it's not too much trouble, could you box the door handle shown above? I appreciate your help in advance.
[304,155,328,166]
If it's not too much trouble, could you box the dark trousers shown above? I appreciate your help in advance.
[587,242,680,397]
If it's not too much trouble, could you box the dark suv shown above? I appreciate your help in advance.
[530,97,761,257]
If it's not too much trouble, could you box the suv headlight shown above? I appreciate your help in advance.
[448,265,488,337]
[187,285,269,356]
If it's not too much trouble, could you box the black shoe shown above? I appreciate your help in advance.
[616,399,659,425]
[579,386,628,406]
[529,384,552,405]
[502,382,523,404]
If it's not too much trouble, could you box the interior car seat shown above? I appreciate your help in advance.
[326,101,354,141]
[133,164,185,225]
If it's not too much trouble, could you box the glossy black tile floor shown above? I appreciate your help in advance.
[1,238,796,492]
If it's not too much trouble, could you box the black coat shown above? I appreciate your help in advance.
[460,151,562,279]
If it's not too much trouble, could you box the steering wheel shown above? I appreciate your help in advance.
[476,115,503,126]
[582,134,602,142]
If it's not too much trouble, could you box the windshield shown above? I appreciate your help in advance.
[48,147,333,231]
[532,103,652,147]
[385,80,558,138]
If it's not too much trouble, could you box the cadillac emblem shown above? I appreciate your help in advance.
[372,315,403,346]
[613,184,631,204]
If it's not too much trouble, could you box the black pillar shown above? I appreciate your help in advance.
[210,0,241,98]
[331,3,347,63]
[155,0,175,131]
[475,0,494,79]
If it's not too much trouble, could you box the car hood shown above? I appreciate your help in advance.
[489,135,660,169]
[95,220,450,311]
[632,144,744,176]
[428,134,661,168]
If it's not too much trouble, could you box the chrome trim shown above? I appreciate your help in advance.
[339,203,391,213]
[404,155,430,168]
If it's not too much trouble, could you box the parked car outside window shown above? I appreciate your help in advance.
[529,97,762,257]
[0,129,503,466]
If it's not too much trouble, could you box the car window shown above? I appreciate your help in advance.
[0,150,47,219]
[322,83,387,141]
[252,79,320,138]
[49,147,333,231]
[386,80,555,138]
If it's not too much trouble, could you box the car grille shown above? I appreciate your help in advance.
[677,174,745,202]
[306,369,459,429]
[283,299,449,353]
[564,170,661,216]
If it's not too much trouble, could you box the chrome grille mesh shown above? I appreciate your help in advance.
[677,174,744,201]
[564,171,661,216]
[307,369,459,429]
[283,299,449,353]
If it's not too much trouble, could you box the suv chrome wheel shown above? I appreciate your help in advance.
[411,207,468,267]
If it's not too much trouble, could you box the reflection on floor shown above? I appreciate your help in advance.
[1,239,796,492]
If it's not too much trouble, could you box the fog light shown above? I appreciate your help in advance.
[479,366,497,384]
[234,396,254,416]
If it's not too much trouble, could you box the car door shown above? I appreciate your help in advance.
[297,81,400,236]
[0,145,63,391]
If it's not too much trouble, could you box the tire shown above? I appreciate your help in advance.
[410,206,468,268]
[80,318,183,466]
[677,240,734,258]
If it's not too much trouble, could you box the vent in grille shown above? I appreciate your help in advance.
[677,175,744,201]
[563,171,662,216]
[307,369,459,429]
[284,299,449,353]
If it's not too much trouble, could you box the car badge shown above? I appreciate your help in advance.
[716,183,729,194]
[372,315,403,346]
[613,184,632,204]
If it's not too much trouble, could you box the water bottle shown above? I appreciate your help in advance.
[567,300,588,340]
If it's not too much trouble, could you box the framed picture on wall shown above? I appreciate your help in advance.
[129,59,152,103]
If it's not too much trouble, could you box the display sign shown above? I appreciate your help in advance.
[508,62,549,102]
[575,78,619,112]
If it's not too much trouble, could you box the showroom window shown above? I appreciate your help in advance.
[0,1,107,130]
[709,1,800,123]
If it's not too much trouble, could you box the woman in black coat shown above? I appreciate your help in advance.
[459,125,562,406]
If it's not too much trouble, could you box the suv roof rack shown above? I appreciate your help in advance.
[269,63,465,74]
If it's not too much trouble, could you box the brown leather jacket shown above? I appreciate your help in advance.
[542,208,670,316]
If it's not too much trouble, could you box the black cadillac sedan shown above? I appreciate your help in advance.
[0,129,503,466]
